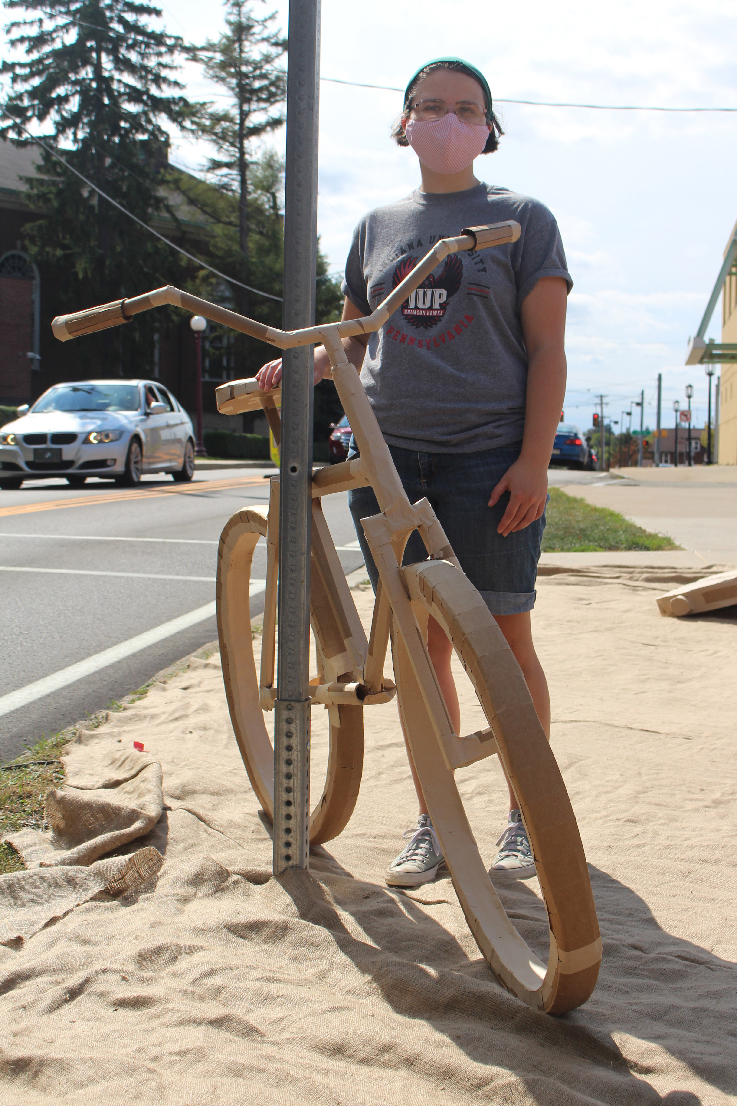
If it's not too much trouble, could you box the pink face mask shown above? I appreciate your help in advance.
[404,112,489,175]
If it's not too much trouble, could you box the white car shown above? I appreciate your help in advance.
[0,379,195,490]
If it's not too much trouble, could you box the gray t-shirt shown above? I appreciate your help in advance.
[341,182,572,453]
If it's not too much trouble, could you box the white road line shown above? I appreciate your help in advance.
[0,509,268,545]
[0,582,266,720]
[0,566,216,582]
[0,533,219,545]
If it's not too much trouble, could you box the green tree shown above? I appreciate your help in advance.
[173,147,343,390]
[191,0,286,316]
[1,0,191,374]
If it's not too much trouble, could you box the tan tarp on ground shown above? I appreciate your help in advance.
[0,568,735,1105]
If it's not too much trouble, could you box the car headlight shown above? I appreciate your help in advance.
[0,432,17,445]
[84,430,124,444]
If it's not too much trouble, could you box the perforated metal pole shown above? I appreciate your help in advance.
[273,0,320,875]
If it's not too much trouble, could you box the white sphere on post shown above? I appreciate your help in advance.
[190,316,207,455]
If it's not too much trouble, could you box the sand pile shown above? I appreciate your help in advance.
[0,566,735,1105]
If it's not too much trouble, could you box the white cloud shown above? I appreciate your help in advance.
[2,0,734,429]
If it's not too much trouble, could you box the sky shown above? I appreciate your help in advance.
[5,0,737,431]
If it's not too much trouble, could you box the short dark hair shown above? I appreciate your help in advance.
[390,60,504,154]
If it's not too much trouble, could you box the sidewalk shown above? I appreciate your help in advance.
[194,458,276,471]
[538,550,723,571]
[194,459,331,471]
[558,471,737,566]
[609,465,737,485]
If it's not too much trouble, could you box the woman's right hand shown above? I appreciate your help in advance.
[256,359,283,390]
[257,345,331,390]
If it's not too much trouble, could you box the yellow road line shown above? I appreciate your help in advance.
[0,475,267,518]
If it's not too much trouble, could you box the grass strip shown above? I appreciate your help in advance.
[0,732,69,874]
[0,642,222,876]
[542,487,679,552]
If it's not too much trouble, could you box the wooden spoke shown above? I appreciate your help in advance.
[216,505,365,845]
[396,560,601,1015]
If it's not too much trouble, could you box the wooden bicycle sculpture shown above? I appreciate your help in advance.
[52,220,601,1015]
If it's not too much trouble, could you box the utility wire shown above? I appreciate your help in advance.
[17,19,736,114]
[0,106,283,302]
[320,76,737,113]
[11,16,734,112]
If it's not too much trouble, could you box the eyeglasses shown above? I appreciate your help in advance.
[408,98,488,126]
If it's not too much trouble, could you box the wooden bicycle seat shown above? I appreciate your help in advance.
[216,377,282,416]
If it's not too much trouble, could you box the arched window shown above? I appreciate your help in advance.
[0,250,41,363]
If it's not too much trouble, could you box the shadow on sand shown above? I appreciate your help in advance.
[274,851,733,1105]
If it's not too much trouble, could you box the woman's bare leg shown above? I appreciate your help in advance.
[403,615,459,816]
[494,611,550,810]
[402,611,549,816]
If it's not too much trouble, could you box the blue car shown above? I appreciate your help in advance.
[550,423,593,470]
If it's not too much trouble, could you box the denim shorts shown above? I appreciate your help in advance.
[347,440,545,616]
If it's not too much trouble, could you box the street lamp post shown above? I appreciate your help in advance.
[705,365,715,464]
[619,411,626,467]
[190,315,207,457]
[673,400,680,467]
[634,390,644,467]
[685,383,694,467]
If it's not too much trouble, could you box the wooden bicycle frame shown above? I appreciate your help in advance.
[52,220,602,1014]
[211,223,521,774]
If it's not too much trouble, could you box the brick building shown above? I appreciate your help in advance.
[0,138,245,426]
[649,426,707,466]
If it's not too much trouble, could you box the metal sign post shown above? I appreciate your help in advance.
[273,0,321,876]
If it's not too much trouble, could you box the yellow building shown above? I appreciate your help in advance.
[720,229,737,464]
[686,218,737,464]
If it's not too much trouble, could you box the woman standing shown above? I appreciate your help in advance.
[258,57,570,888]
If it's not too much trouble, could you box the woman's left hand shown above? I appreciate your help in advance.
[488,457,548,537]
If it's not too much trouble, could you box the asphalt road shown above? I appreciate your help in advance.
[0,467,364,763]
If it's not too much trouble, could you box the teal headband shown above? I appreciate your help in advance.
[403,57,493,122]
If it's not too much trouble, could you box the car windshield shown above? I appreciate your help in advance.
[556,426,579,437]
[337,416,350,428]
[33,384,141,413]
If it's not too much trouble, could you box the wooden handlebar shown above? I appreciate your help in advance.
[51,298,131,341]
[51,221,521,349]
[52,287,272,344]
[461,220,521,249]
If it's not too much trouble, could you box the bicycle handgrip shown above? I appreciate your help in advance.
[52,299,130,341]
[461,220,521,249]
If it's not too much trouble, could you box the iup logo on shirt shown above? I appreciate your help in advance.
[393,253,463,330]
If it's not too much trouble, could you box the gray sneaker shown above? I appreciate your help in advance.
[489,809,536,879]
[385,814,444,887]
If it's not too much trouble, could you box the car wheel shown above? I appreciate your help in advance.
[0,477,23,490]
[115,438,143,487]
[66,475,87,488]
[172,439,195,483]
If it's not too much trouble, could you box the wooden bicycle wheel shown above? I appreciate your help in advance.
[216,505,365,845]
[396,559,601,1015]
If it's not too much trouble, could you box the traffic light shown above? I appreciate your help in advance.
[593,413,600,427]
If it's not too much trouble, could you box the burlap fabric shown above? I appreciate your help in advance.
[0,574,734,1104]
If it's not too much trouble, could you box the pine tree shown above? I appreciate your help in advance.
[173,147,343,392]
[191,0,286,316]
[1,0,191,374]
